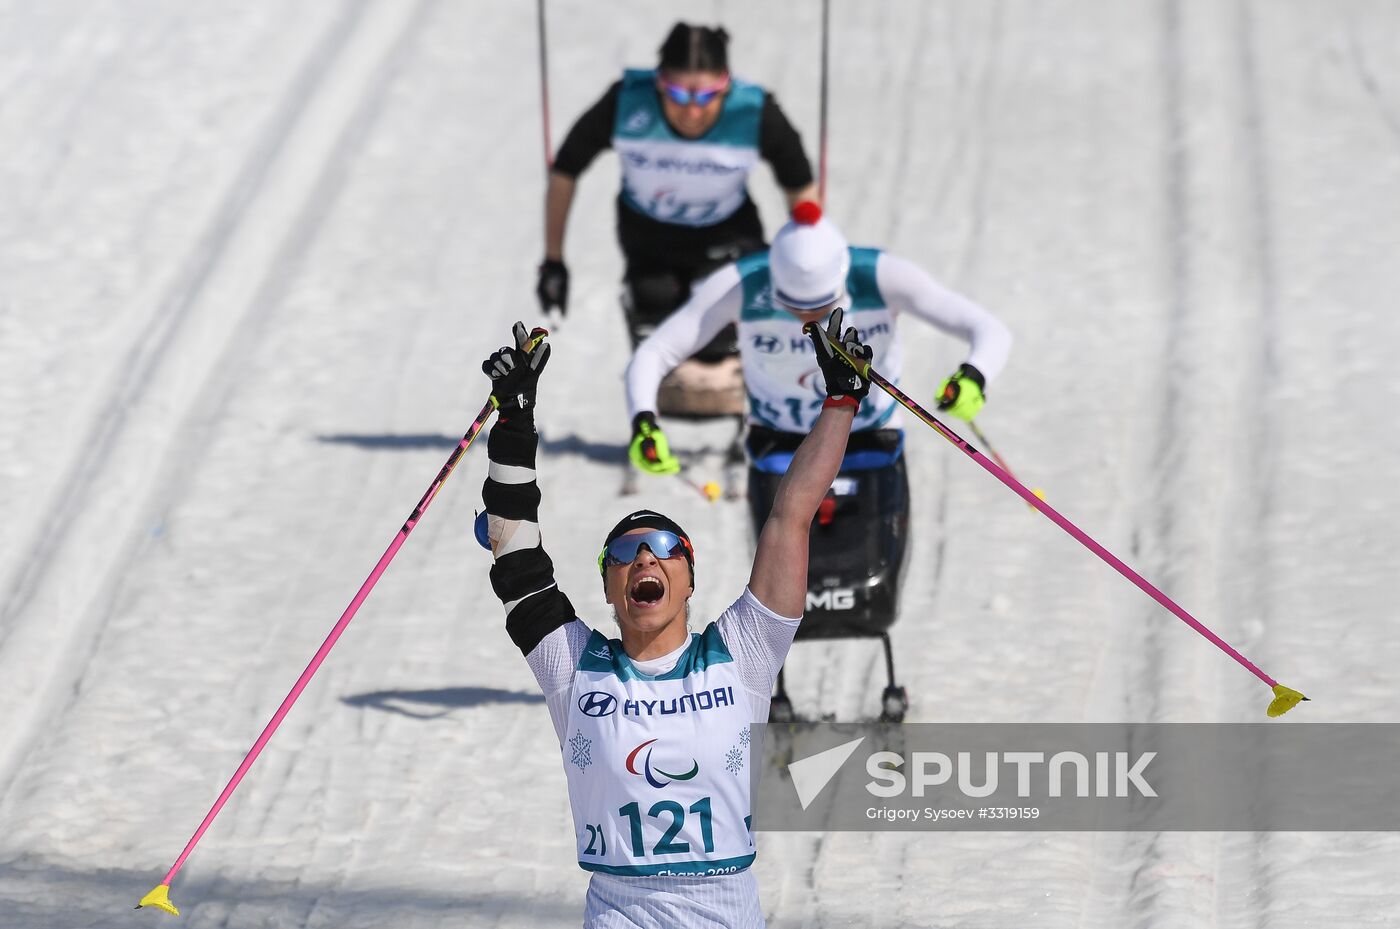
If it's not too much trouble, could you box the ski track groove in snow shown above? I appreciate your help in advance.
[949,1,1002,287]
[164,2,441,924]
[1230,2,1280,925]
[1075,0,1209,922]
[0,5,340,635]
[1115,0,1223,923]
[1344,17,1400,148]
[0,0,433,846]
[880,1,934,248]
[0,0,370,800]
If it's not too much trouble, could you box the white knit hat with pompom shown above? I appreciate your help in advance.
[769,201,849,310]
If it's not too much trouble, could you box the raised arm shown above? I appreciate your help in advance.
[480,323,577,656]
[748,309,870,617]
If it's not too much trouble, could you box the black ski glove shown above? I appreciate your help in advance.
[482,321,551,414]
[536,259,569,317]
[803,307,872,402]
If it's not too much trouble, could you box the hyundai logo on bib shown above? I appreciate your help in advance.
[748,334,817,355]
[578,692,618,717]
[751,334,782,354]
[578,687,738,718]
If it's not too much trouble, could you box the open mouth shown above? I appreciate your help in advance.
[629,576,665,606]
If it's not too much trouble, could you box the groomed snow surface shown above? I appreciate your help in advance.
[2,1,1399,926]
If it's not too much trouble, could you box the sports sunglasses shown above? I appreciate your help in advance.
[659,78,729,107]
[597,530,694,573]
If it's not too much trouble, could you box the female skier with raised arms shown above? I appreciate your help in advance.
[479,311,870,927]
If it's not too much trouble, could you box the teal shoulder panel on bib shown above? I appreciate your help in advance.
[735,248,769,279]
[845,247,885,312]
[661,622,734,680]
[736,254,787,323]
[703,78,764,147]
[614,69,667,141]
[577,629,621,674]
[576,626,732,681]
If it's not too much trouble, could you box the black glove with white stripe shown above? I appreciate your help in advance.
[482,321,551,414]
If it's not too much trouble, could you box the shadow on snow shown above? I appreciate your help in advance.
[341,686,544,719]
[313,432,627,465]
[316,433,460,451]
[0,854,581,929]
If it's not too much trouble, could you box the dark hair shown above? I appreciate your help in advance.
[658,22,729,73]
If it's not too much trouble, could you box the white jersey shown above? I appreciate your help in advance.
[625,247,1013,432]
[522,589,799,927]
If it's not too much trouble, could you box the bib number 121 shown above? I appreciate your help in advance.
[618,797,714,857]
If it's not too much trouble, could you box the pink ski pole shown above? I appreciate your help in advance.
[817,0,830,204]
[808,323,1309,720]
[536,0,553,169]
[137,333,545,917]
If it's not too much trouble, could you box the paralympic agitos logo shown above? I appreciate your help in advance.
[626,739,700,788]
